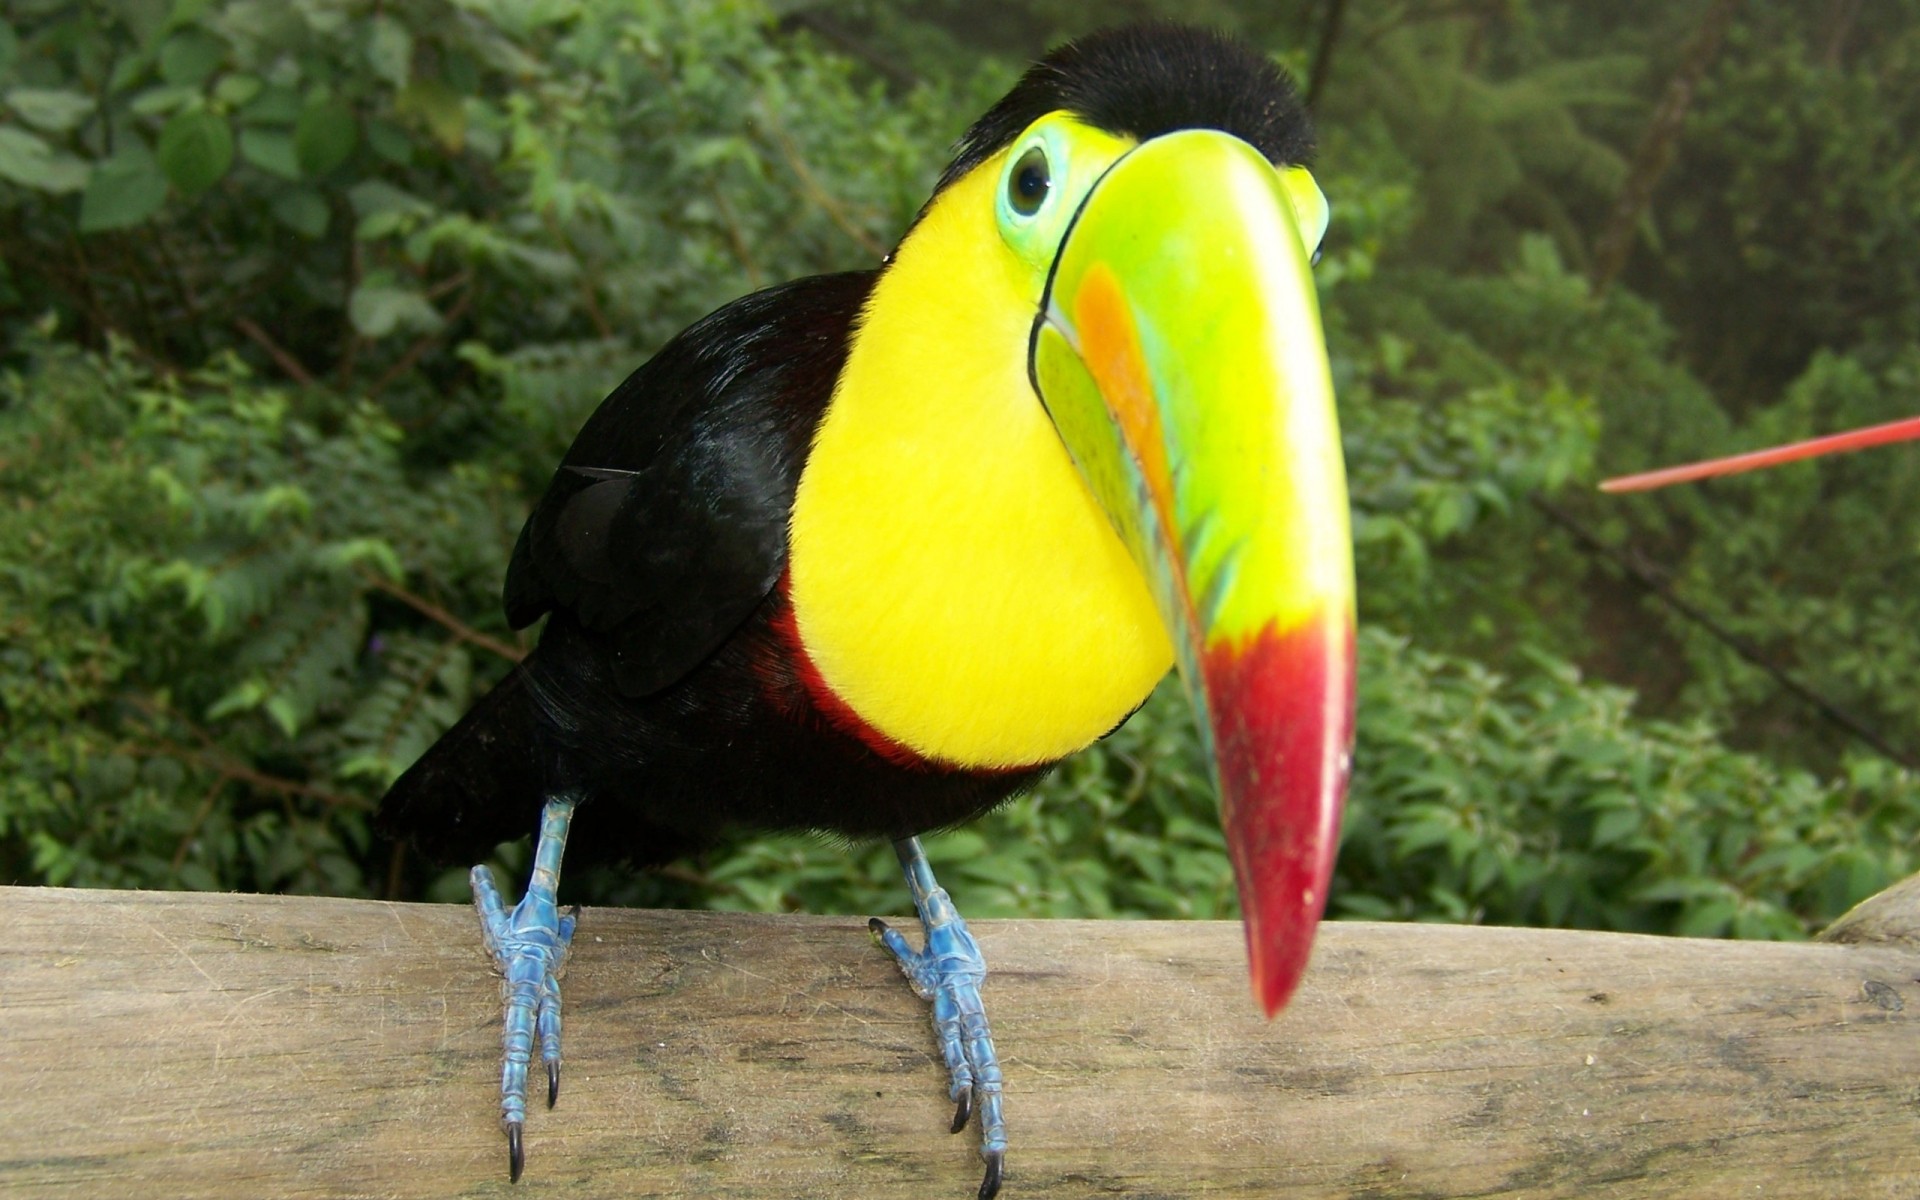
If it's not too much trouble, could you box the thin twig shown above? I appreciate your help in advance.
[235,317,318,386]
[539,211,613,338]
[1530,492,1919,770]
[709,186,764,291]
[1307,0,1349,109]
[171,778,227,872]
[337,238,365,386]
[367,286,475,399]
[424,270,473,301]
[361,570,525,664]
[765,122,888,260]
[776,10,920,90]
[379,635,462,765]
[125,739,372,811]
[125,692,222,752]
[125,696,372,810]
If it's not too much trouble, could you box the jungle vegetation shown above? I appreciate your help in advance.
[4,0,1917,940]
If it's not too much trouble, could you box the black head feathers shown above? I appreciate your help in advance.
[936,24,1314,195]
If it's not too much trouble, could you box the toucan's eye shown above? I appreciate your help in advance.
[1008,146,1051,216]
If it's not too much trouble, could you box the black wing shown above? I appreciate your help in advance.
[503,271,875,696]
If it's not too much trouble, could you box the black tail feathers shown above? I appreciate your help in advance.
[377,667,550,864]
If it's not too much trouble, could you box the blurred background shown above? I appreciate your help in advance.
[4,0,1918,939]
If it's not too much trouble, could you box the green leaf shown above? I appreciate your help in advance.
[348,179,431,237]
[213,73,262,107]
[347,284,443,338]
[156,110,232,195]
[317,536,402,580]
[0,126,88,192]
[365,119,411,165]
[1590,807,1641,849]
[158,28,225,87]
[294,97,356,176]
[165,0,214,31]
[1676,899,1739,939]
[79,141,168,232]
[348,179,431,218]
[367,17,412,88]
[0,21,17,74]
[238,127,299,179]
[5,87,95,133]
[129,84,200,116]
[396,79,464,151]
[207,678,267,722]
[265,693,301,738]
[242,85,302,126]
[269,187,329,238]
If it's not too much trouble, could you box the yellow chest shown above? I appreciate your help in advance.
[786,184,1172,769]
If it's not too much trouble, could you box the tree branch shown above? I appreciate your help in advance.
[14,884,1920,1196]
[1530,491,1919,770]
[765,122,888,261]
[1307,0,1349,109]
[361,571,526,664]
[367,286,475,400]
[1589,0,1746,294]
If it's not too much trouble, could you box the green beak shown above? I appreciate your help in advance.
[1031,130,1356,1017]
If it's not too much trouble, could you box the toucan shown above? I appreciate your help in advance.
[379,24,1355,1199]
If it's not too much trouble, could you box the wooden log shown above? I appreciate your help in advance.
[4,883,1920,1198]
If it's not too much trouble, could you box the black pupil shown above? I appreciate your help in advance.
[1010,147,1049,215]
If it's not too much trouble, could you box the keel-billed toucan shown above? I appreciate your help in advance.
[380,24,1354,1198]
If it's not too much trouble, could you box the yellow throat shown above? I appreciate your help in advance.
[787,154,1174,769]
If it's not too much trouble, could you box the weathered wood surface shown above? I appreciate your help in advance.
[4,884,1920,1199]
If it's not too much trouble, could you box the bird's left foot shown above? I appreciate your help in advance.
[472,794,580,1183]
[870,836,1006,1200]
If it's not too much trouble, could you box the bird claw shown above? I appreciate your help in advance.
[979,1147,1005,1200]
[950,1085,973,1134]
[872,839,1007,1199]
[472,795,580,1183]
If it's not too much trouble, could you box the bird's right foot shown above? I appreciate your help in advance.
[872,836,1006,1200]
[472,794,580,1182]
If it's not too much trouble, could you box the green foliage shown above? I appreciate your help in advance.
[1341,630,1917,937]
[4,0,1918,945]
[0,330,517,892]
[1609,347,1920,766]
[0,0,963,418]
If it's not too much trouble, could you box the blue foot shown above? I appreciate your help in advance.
[870,836,1006,1200]
[472,794,580,1183]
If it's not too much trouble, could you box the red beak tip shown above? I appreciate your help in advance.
[1205,615,1354,1023]
[1244,914,1316,1019]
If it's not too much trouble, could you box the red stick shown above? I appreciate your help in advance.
[1600,415,1920,493]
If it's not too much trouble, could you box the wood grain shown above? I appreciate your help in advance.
[4,884,1919,1198]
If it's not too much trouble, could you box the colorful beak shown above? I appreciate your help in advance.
[1030,130,1356,1017]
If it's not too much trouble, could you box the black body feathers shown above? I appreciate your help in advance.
[501,274,859,697]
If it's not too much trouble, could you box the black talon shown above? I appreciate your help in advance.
[977,1149,1004,1200]
[950,1086,973,1133]
[547,1059,561,1108]
[868,916,891,938]
[507,1122,525,1183]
